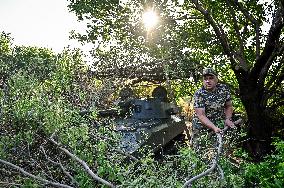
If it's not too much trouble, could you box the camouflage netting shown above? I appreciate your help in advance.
[89,57,199,83]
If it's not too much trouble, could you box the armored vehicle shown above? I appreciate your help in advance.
[114,86,187,156]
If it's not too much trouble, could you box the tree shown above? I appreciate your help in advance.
[184,0,284,160]
[67,0,284,159]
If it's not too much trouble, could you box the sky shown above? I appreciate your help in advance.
[0,0,88,53]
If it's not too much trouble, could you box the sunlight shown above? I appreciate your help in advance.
[142,10,158,30]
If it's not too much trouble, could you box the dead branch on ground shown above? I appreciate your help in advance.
[0,159,74,188]
[183,119,242,187]
[49,135,116,188]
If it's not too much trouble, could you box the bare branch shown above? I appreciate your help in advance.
[182,132,223,188]
[0,181,22,187]
[183,119,242,187]
[217,164,224,180]
[226,0,244,54]
[40,146,79,187]
[233,0,261,58]
[0,159,74,188]
[259,44,284,88]
[250,4,284,84]
[49,137,116,188]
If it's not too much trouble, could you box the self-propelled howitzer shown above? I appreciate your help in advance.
[81,86,187,156]
[114,86,187,156]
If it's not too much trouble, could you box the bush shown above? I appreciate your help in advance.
[244,138,284,188]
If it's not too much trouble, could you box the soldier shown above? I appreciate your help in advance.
[117,87,134,117]
[191,67,235,153]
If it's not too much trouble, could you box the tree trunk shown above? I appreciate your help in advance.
[239,82,273,161]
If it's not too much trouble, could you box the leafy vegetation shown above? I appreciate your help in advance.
[244,138,284,188]
[0,0,284,187]
[68,0,284,160]
[1,29,283,187]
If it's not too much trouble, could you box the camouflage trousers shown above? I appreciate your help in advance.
[191,126,239,162]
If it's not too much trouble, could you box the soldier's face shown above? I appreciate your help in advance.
[203,75,218,91]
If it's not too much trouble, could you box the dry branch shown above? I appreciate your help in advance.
[182,131,224,188]
[0,181,22,187]
[49,137,116,188]
[40,146,79,187]
[183,119,242,187]
[0,159,74,188]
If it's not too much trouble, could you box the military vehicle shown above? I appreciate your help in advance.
[113,86,187,156]
[81,85,187,157]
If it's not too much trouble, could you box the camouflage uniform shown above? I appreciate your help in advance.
[191,83,231,159]
[192,83,231,130]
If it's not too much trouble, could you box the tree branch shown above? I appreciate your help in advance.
[0,159,74,188]
[226,0,244,55]
[49,137,115,188]
[190,0,230,55]
[40,146,79,187]
[233,0,261,58]
[183,119,242,187]
[217,164,224,180]
[259,44,284,89]
[182,133,223,188]
[250,4,284,84]
[190,0,247,71]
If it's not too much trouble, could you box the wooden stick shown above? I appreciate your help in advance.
[0,159,74,188]
[49,138,115,188]
[183,119,242,187]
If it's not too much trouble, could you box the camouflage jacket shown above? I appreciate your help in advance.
[192,83,231,129]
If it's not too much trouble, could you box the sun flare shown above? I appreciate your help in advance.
[142,10,158,30]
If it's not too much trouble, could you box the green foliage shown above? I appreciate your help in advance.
[68,0,284,154]
[244,138,284,187]
[1,0,283,181]
[0,32,101,185]
[21,179,40,188]
[218,157,246,188]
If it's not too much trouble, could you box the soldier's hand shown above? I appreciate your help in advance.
[213,126,222,133]
[225,119,236,128]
